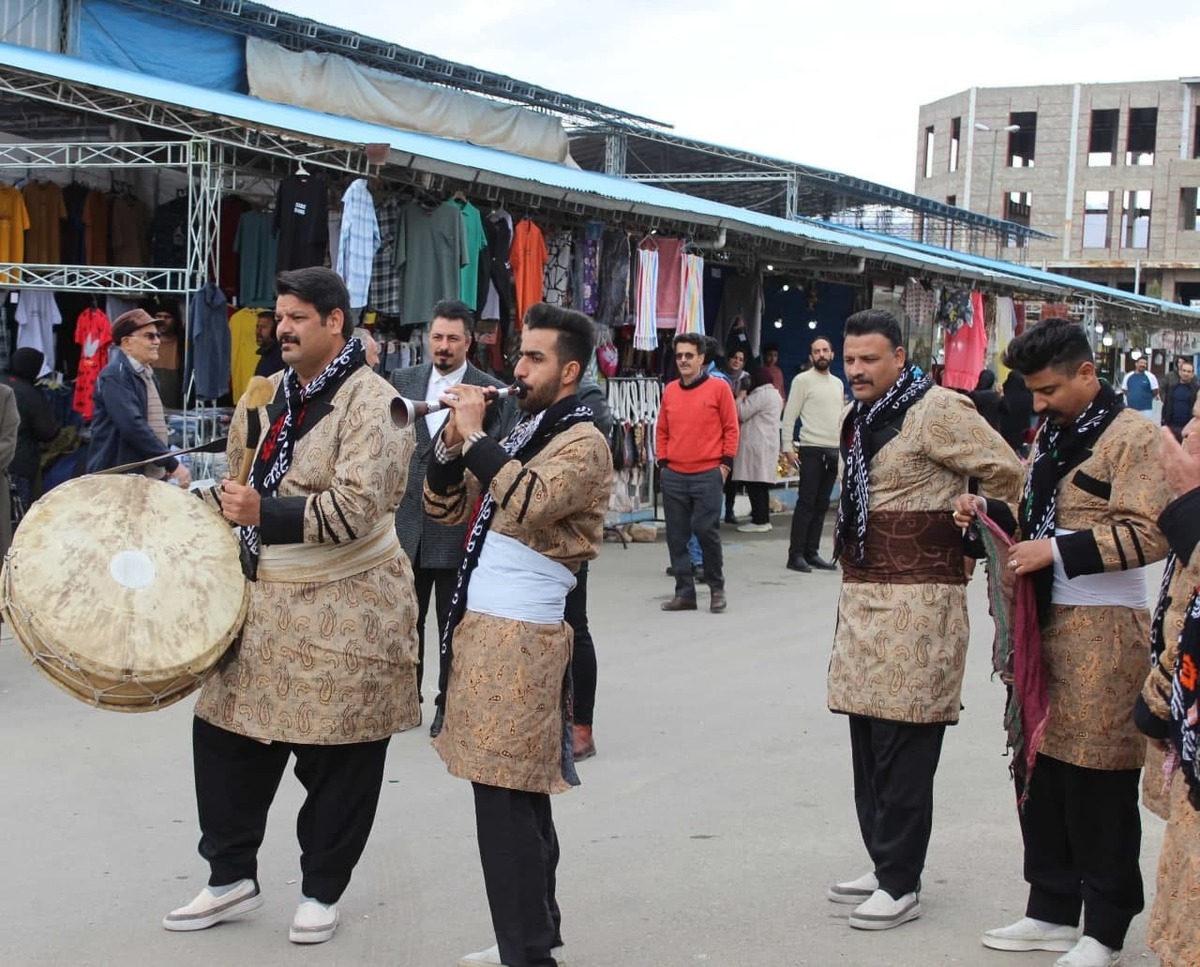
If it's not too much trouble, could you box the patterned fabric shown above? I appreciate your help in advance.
[1147,775,1200,966]
[576,220,603,315]
[335,179,380,308]
[937,288,973,335]
[678,254,705,334]
[1169,586,1200,803]
[370,199,402,315]
[633,246,658,351]
[835,364,934,565]
[542,230,573,307]
[194,365,418,745]
[242,338,364,569]
[597,229,630,327]
[1021,383,1123,621]
[72,307,111,420]
[827,388,1025,724]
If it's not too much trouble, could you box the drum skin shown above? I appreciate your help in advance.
[1,475,249,711]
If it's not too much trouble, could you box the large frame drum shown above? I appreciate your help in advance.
[1,475,249,711]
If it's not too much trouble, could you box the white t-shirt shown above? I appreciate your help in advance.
[15,289,61,376]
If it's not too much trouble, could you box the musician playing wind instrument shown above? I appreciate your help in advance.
[163,267,418,948]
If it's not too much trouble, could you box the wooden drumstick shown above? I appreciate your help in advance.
[235,376,277,485]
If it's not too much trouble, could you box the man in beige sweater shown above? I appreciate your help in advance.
[781,336,846,572]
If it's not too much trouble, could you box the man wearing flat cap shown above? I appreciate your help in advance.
[86,308,190,486]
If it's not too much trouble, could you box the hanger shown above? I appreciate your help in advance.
[452,189,467,203]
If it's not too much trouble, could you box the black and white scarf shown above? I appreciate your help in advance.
[1019,382,1123,621]
[240,337,365,571]
[1149,552,1200,810]
[438,394,595,783]
[835,364,934,564]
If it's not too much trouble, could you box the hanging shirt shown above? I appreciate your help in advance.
[510,218,547,328]
[942,291,988,392]
[72,306,111,420]
[83,190,109,266]
[425,360,468,437]
[335,179,380,309]
[109,194,151,266]
[274,174,329,271]
[188,283,230,401]
[22,181,67,264]
[228,306,263,399]
[15,290,61,376]
[235,211,278,308]
[395,199,468,326]
[0,185,29,284]
[454,199,487,309]
[370,199,403,315]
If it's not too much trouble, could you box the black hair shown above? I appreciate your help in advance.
[431,299,476,333]
[275,267,352,338]
[523,302,596,370]
[763,343,779,355]
[975,369,997,392]
[256,309,275,320]
[749,367,774,390]
[1002,319,1093,375]
[809,335,833,353]
[674,332,706,358]
[844,309,903,349]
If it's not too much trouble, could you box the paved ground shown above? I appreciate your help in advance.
[0,515,1165,967]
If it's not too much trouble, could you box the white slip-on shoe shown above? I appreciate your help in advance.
[827,871,879,904]
[982,916,1078,952]
[289,898,339,944]
[458,942,568,966]
[1055,936,1121,967]
[736,522,772,533]
[162,879,262,932]
[848,889,921,930]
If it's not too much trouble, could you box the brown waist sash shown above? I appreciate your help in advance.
[840,510,966,586]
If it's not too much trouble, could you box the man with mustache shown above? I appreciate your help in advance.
[827,310,1023,932]
[955,319,1173,967]
[391,299,515,737]
[781,336,845,572]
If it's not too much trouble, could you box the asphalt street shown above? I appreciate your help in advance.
[0,515,1166,967]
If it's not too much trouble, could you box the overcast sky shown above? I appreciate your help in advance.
[268,0,1200,192]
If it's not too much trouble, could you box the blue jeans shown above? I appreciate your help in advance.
[687,534,703,567]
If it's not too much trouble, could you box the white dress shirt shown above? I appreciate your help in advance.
[425,361,468,436]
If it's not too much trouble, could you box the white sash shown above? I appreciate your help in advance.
[467,531,576,624]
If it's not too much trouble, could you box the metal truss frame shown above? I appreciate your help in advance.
[0,263,189,291]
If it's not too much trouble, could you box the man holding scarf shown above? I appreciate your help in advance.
[826,310,1023,931]
[163,267,419,946]
[1133,404,1200,967]
[956,319,1172,967]
[424,302,612,967]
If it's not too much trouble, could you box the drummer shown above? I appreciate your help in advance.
[86,309,190,487]
[163,267,419,946]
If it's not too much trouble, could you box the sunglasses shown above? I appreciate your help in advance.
[137,331,163,342]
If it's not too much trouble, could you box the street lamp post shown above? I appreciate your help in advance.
[974,122,1021,224]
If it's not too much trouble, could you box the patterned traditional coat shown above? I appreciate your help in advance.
[195,365,420,745]
[425,420,612,793]
[827,387,1024,725]
[1024,410,1171,771]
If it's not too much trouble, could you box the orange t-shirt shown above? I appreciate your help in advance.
[23,181,68,264]
[510,218,547,328]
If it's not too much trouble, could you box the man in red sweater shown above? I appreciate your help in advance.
[657,332,740,613]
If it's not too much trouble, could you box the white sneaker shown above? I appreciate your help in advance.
[458,942,568,966]
[289,898,339,944]
[737,522,772,533]
[982,917,1078,952]
[848,889,921,930]
[1055,937,1121,967]
[162,879,262,931]
[827,871,879,904]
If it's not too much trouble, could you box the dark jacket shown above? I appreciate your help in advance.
[1000,371,1034,451]
[5,347,58,481]
[577,379,614,437]
[86,350,178,474]
[969,370,1007,433]
[390,362,514,570]
[1161,371,1199,429]
[254,342,285,378]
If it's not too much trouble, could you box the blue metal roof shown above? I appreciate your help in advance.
[1,41,1196,322]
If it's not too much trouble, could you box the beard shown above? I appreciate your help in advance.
[520,376,562,413]
[433,353,460,374]
[812,358,831,371]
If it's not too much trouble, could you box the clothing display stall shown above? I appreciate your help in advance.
[604,376,661,525]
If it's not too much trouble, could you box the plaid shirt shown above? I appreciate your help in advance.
[370,199,403,315]
[335,179,380,308]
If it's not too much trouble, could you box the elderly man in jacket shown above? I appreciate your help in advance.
[86,310,190,487]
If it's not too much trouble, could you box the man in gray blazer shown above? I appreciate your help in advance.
[391,299,515,736]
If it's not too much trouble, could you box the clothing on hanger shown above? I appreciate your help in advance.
[510,217,547,328]
[335,178,380,309]
[274,172,329,271]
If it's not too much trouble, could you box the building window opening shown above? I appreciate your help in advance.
[1008,112,1037,167]
[1083,190,1110,248]
[1126,107,1157,166]
[949,117,961,172]
[924,125,935,179]
[1004,191,1032,247]
[1181,187,1200,232]
[1088,109,1119,167]
[1193,105,1200,159]
[1121,189,1152,248]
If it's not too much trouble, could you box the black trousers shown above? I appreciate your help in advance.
[473,783,562,967]
[743,481,770,525]
[193,716,389,905]
[723,476,740,519]
[413,563,457,707]
[848,714,946,899]
[1018,754,1144,950]
[788,446,839,561]
[661,466,724,597]
[566,561,596,726]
